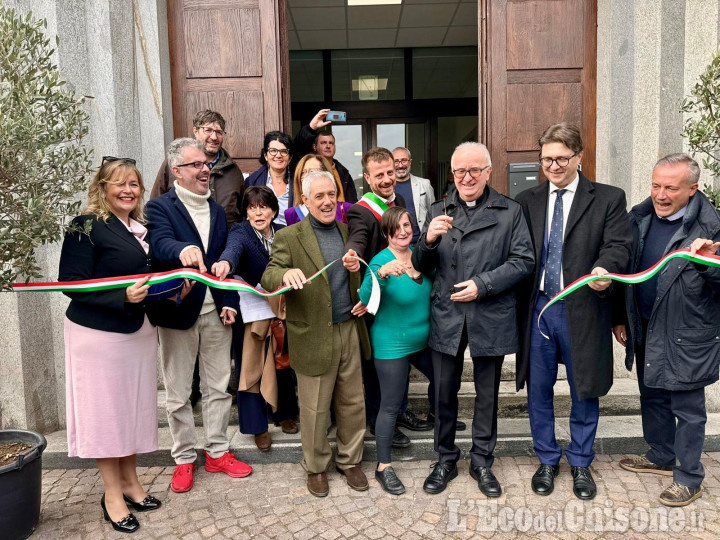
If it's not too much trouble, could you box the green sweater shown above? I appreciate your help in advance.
[359,248,432,360]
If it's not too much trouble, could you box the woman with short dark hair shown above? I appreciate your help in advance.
[213,187,299,451]
[245,131,293,226]
[359,206,433,495]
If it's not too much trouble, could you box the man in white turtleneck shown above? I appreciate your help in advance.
[146,138,251,494]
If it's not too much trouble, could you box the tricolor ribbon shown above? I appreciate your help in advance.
[538,248,720,339]
[7,257,382,315]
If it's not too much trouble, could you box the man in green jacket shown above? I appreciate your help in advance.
[262,171,371,498]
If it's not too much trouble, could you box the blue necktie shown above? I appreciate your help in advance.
[544,189,566,297]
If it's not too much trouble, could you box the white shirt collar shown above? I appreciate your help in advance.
[659,206,687,221]
[549,173,580,194]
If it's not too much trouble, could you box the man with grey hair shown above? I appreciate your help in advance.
[392,146,435,243]
[413,141,534,496]
[262,171,371,498]
[613,153,720,507]
[146,137,251,494]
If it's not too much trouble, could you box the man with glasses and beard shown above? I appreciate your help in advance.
[151,110,246,407]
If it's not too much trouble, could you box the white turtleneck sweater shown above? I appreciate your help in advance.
[174,181,216,315]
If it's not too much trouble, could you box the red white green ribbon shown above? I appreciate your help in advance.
[538,248,720,338]
[8,257,381,315]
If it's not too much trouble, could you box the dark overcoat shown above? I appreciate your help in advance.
[515,173,631,400]
[412,186,534,357]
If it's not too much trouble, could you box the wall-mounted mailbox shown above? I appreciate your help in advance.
[508,162,540,199]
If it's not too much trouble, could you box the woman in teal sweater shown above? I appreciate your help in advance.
[359,207,432,495]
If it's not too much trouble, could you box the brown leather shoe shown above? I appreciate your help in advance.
[254,431,271,452]
[307,473,329,497]
[280,419,299,434]
[336,465,369,491]
[619,455,673,476]
[659,482,702,507]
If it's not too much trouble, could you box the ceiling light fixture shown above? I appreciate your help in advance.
[348,1,402,6]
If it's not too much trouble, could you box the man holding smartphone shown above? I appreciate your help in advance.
[295,108,358,203]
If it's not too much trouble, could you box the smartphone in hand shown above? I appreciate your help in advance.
[326,111,347,122]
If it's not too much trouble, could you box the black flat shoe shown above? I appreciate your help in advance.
[531,464,560,496]
[469,465,502,498]
[101,495,139,534]
[123,493,162,512]
[423,462,458,494]
[571,466,597,500]
[375,466,406,495]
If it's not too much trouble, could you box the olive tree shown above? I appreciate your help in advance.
[0,6,92,288]
[681,47,720,208]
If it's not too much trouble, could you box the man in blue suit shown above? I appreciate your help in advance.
[146,138,251,494]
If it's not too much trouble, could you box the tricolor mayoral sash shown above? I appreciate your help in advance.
[355,192,389,221]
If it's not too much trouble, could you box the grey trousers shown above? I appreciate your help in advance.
[159,311,232,464]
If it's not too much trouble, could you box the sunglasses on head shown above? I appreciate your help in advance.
[101,156,137,166]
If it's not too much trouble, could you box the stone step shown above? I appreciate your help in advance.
[41,413,720,469]
[156,369,607,428]
[407,378,641,418]
[408,354,567,383]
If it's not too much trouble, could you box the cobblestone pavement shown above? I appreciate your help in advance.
[36,453,719,539]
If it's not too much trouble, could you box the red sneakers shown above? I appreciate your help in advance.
[204,451,252,478]
[171,463,195,493]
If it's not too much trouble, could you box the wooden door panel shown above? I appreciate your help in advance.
[185,90,264,157]
[183,8,261,78]
[506,83,582,151]
[482,0,596,193]
[168,0,290,168]
[506,0,584,70]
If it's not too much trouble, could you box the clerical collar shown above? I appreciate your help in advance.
[657,206,686,222]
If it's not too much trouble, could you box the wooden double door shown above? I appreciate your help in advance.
[168,0,597,192]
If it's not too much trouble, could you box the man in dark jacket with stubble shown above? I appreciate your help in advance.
[413,141,534,498]
[613,153,720,507]
[294,108,358,203]
[515,124,631,502]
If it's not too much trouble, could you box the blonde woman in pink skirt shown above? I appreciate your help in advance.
[59,157,161,534]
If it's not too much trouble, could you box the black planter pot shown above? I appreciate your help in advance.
[0,429,47,540]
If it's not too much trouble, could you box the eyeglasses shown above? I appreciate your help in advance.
[301,167,323,177]
[266,148,290,157]
[451,165,490,179]
[176,161,212,170]
[199,126,225,137]
[394,158,410,165]
[539,154,577,168]
[102,156,136,166]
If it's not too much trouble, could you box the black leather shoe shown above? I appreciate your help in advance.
[531,464,560,496]
[369,424,411,448]
[571,466,597,500]
[469,465,502,498]
[426,412,466,431]
[375,466,406,495]
[396,410,433,431]
[423,462,458,494]
[123,493,162,512]
[101,495,139,534]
